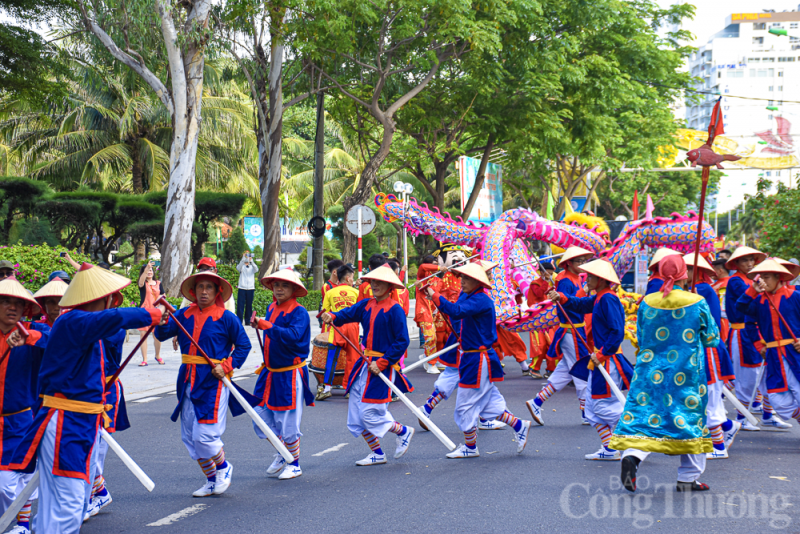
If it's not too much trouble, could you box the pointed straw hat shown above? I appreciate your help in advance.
[682,253,715,274]
[453,262,492,289]
[0,277,42,316]
[648,248,682,270]
[479,259,498,271]
[725,246,767,271]
[261,268,308,297]
[580,259,620,286]
[558,246,594,267]
[774,257,800,279]
[750,259,795,282]
[60,263,130,308]
[33,277,69,305]
[361,265,404,290]
[181,272,233,304]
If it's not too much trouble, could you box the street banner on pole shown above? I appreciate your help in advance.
[458,155,503,224]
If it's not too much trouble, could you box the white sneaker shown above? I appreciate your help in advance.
[446,444,480,459]
[723,420,742,450]
[426,365,441,374]
[417,406,431,432]
[581,414,591,426]
[394,427,414,459]
[213,462,233,495]
[88,491,112,517]
[750,403,763,414]
[478,418,507,430]
[526,399,544,426]
[356,452,387,466]
[278,464,302,480]
[436,364,446,371]
[266,454,286,477]
[740,418,761,431]
[761,416,792,431]
[515,420,532,453]
[706,447,729,460]
[8,525,30,534]
[192,480,216,497]
[584,447,620,461]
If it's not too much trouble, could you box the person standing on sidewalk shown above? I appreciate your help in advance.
[138,261,164,365]
[236,252,257,326]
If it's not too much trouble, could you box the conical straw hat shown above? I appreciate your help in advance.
[558,246,594,267]
[725,246,767,270]
[0,277,42,316]
[33,277,69,304]
[60,263,130,308]
[480,260,498,271]
[361,265,404,290]
[181,272,233,304]
[682,253,714,274]
[580,259,620,286]
[453,262,492,289]
[750,259,794,282]
[648,248,682,270]
[774,257,800,279]
[261,268,308,297]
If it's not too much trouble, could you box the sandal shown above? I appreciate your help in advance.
[155,356,165,365]
[139,361,148,367]
[529,371,544,379]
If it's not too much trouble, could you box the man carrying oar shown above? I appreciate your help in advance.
[322,266,415,466]
[0,278,50,534]
[154,270,251,497]
[4,263,164,533]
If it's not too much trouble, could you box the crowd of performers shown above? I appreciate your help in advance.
[0,239,797,532]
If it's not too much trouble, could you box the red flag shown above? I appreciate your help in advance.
[632,190,639,220]
[707,97,724,143]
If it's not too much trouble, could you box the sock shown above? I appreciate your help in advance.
[497,410,523,432]
[753,391,763,408]
[464,427,478,449]
[762,395,774,418]
[520,361,530,371]
[324,385,331,393]
[535,383,556,406]
[211,449,227,470]
[791,408,800,423]
[91,474,105,497]
[579,398,586,412]
[16,500,31,528]
[361,430,384,455]
[285,438,300,465]
[736,411,745,421]
[198,458,216,481]
[709,424,724,450]
[424,390,445,414]
[721,419,733,432]
[594,423,613,450]
[388,422,406,435]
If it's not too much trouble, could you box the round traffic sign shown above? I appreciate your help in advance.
[345,205,377,236]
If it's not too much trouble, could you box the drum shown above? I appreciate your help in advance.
[309,333,346,387]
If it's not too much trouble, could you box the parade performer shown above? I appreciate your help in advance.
[0,278,49,534]
[6,264,162,533]
[32,277,68,327]
[610,255,717,493]
[322,266,415,466]
[711,258,731,342]
[424,263,531,458]
[725,246,769,431]
[494,326,531,375]
[154,270,251,497]
[549,259,632,461]
[317,264,359,401]
[736,259,800,428]
[318,259,343,326]
[179,258,236,313]
[645,248,682,296]
[427,244,468,374]
[414,256,441,372]
[251,269,314,480]
[525,246,594,425]
[527,261,556,379]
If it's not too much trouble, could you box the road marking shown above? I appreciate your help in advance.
[147,504,208,526]
[133,397,161,404]
[312,443,349,457]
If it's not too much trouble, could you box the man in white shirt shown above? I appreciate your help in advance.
[236,252,258,325]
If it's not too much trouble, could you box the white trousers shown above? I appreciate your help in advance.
[730,330,762,403]
[706,380,728,428]
[768,358,800,420]
[622,448,706,483]
[253,371,304,443]
[180,382,229,460]
[454,357,508,432]
[583,364,623,428]
[433,366,460,400]
[546,333,587,401]
[347,366,396,439]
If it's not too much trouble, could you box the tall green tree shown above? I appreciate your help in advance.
[0,177,49,243]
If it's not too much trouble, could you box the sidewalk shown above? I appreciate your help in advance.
[122,300,420,401]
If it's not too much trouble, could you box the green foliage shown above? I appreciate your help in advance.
[252,245,263,257]
[0,243,91,291]
[760,182,800,259]
[9,218,59,247]
[0,177,49,242]
[221,227,250,264]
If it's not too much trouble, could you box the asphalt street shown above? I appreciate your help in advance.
[18,343,800,533]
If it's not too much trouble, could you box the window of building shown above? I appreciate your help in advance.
[768,115,774,120]
[769,68,775,76]
[754,37,764,44]
[728,69,744,78]
[779,86,783,91]
[793,23,799,29]
[763,57,776,62]
[772,23,783,27]
[779,70,784,77]
[754,23,766,30]
[778,57,796,62]
[766,171,772,177]
[792,37,800,43]
[769,100,774,105]
[758,69,768,77]
[750,69,756,77]
[748,57,760,63]
[777,170,782,176]
[769,86,774,91]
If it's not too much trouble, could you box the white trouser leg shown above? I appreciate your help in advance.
[180,383,229,460]
[346,366,395,438]
[454,357,508,432]
[767,358,800,420]
[433,366,460,400]
[584,363,623,427]
[253,371,304,443]
[677,454,706,483]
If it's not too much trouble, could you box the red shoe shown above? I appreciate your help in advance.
[155,356,165,365]
[138,361,148,367]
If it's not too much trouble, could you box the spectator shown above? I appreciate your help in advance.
[716,249,732,262]
[236,251,258,325]
[48,270,71,283]
[319,259,344,327]
[137,260,165,365]
[0,260,14,280]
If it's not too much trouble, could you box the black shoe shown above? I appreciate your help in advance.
[676,480,710,492]
[620,456,640,492]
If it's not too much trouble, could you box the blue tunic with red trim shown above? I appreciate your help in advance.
[566,289,634,398]
[727,273,763,366]
[154,304,252,423]
[332,298,412,403]
[432,288,504,388]
[696,282,735,383]
[547,271,589,361]
[645,275,664,296]
[102,329,129,433]
[0,322,48,468]
[7,308,160,481]
[254,298,314,411]
[737,285,800,393]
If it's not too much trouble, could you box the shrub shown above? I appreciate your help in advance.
[0,243,92,291]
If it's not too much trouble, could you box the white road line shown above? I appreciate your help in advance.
[133,397,161,404]
[312,443,349,457]
[147,504,208,527]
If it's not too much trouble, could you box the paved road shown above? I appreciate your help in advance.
[62,343,800,533]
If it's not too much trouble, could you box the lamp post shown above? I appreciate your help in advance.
[393,181,413,285]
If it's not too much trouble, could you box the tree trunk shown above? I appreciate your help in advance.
[131,141,144,194]
[461,136,494,220]
[434,162,447,213]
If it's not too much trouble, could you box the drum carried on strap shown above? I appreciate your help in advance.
[310,332,346,387]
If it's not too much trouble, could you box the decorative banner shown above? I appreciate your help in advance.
[458,155,503,224]
[634,250,650,295]
[243,216,264,250]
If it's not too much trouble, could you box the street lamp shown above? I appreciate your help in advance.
[393,181,414,285]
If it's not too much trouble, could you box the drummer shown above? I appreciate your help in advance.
[317,264,359,401]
